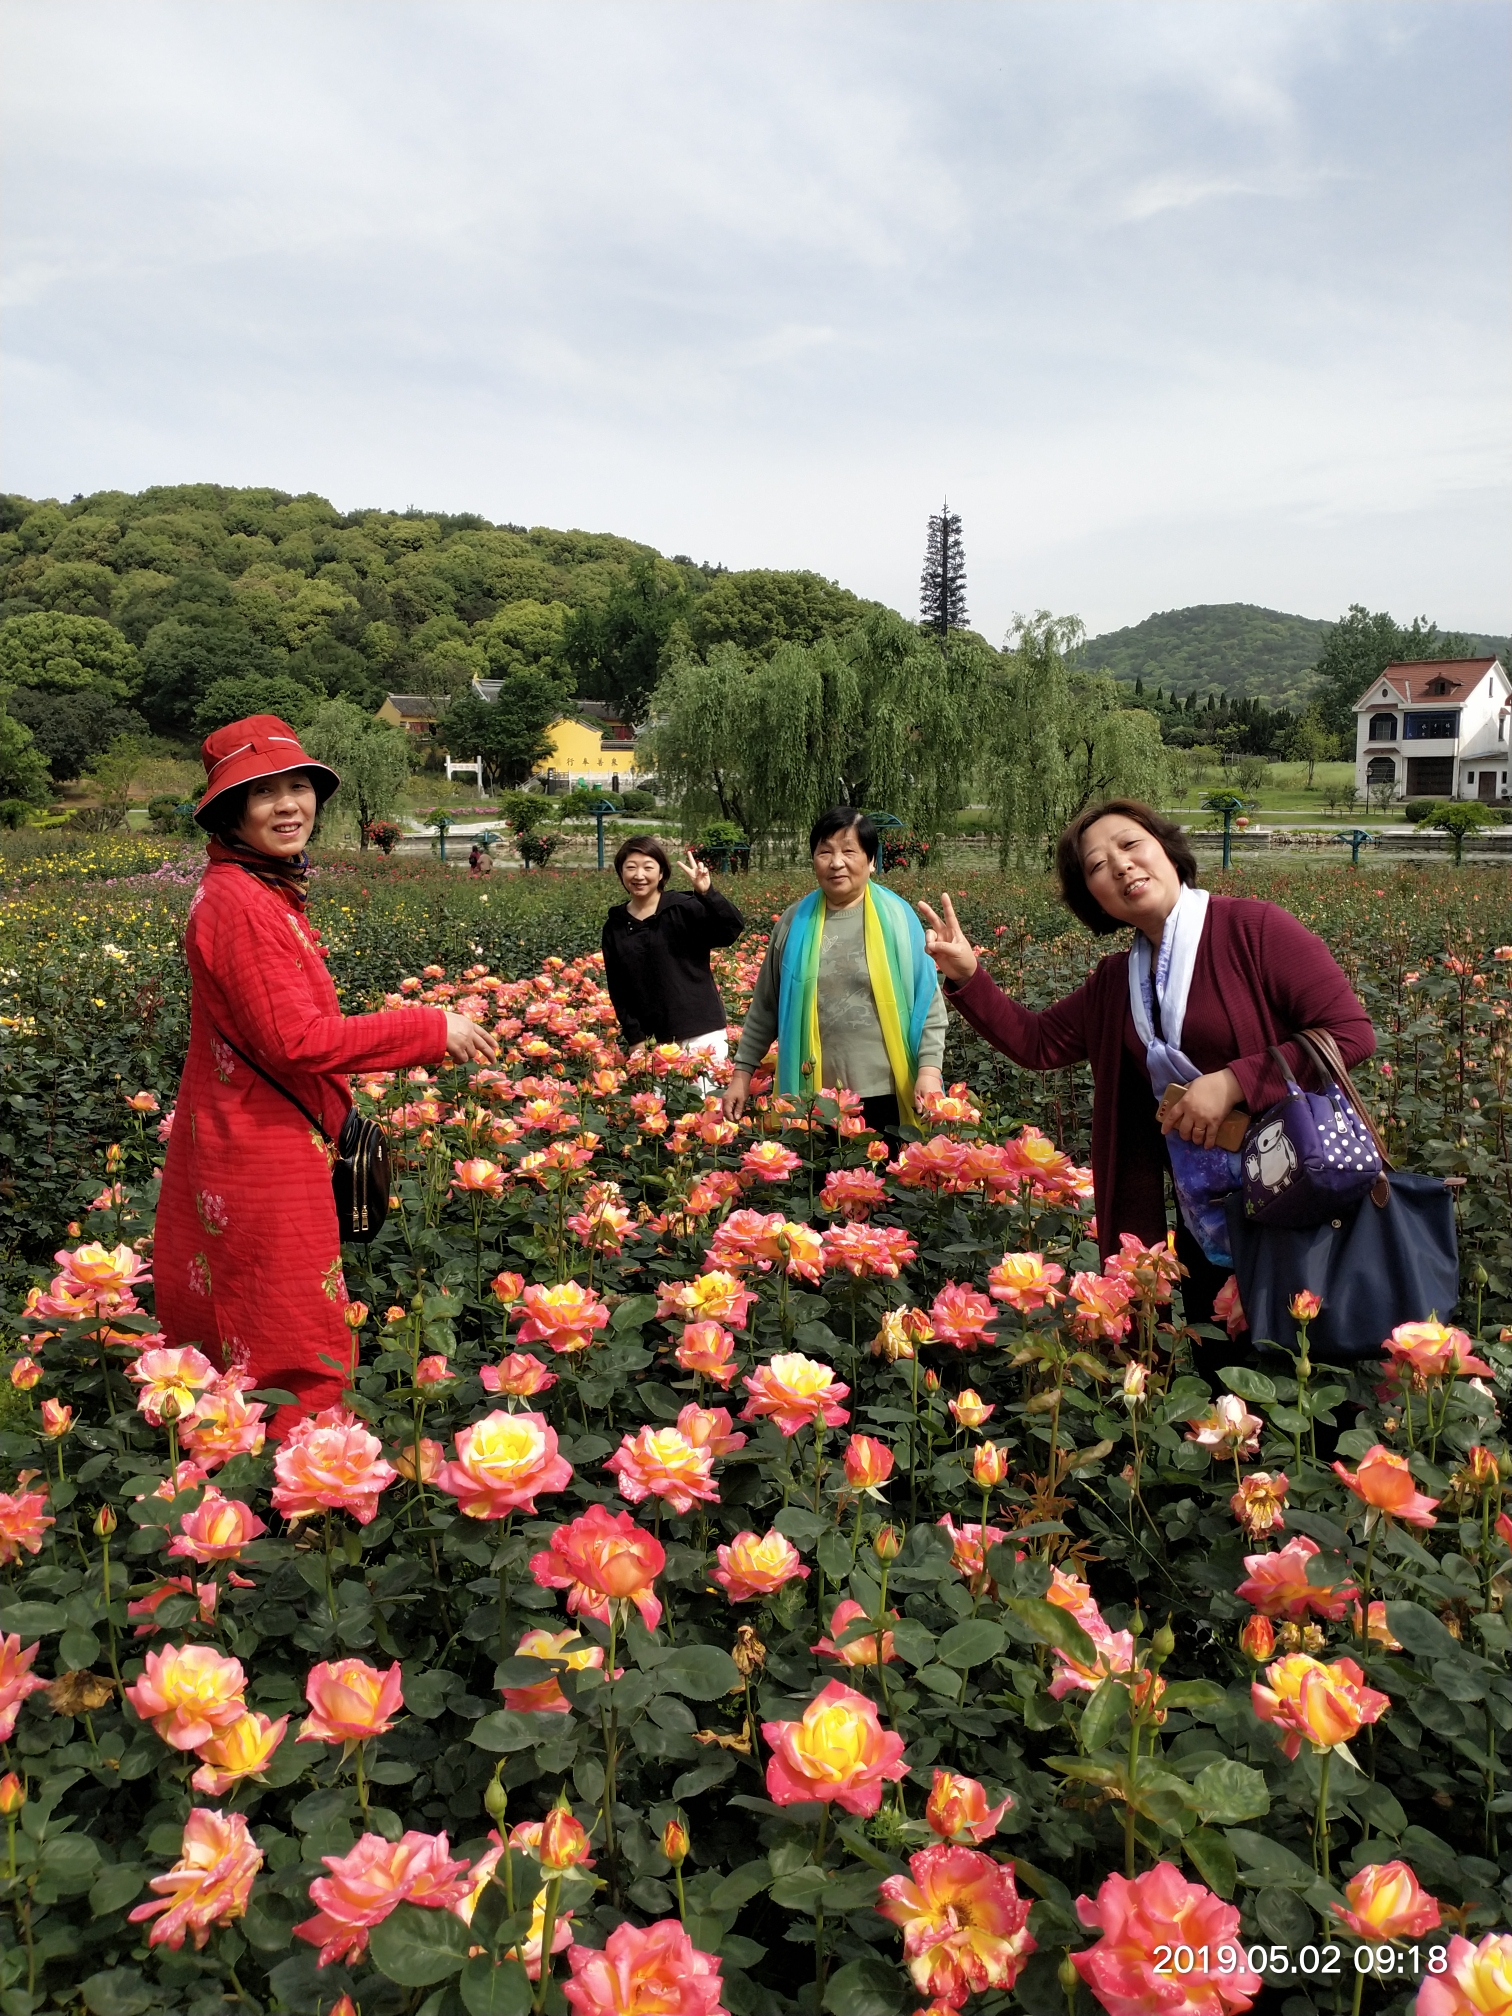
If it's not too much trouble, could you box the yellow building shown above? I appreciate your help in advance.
[377,694,442,738]
[380,683,639,788]
[531,699,637,786]
[539,717,610,774]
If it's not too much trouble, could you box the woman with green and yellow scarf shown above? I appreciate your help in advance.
[722,808,946,1144]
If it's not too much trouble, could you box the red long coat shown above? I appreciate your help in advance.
[946,894,1375,1263]
[155,861,447,1431]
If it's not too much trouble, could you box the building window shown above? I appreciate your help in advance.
[1365,756,1396,785]
[1403,711,1459,740]
[1368,714,1397,741]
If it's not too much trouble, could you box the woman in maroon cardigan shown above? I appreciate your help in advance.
[919,800,1375,1328]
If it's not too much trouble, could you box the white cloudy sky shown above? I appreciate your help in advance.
[3,0,1508,641]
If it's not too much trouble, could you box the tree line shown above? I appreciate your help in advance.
[0,485,1495,850]
[0,485,878,820]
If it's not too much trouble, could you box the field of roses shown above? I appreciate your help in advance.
[0,848,1511,2016]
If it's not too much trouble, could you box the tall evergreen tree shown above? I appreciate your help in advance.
[919,501,969,640]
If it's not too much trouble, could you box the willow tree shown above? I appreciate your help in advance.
[988,612,1170,864]
[645,609,993,852]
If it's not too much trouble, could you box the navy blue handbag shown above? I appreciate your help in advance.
[1240,1031,1384,1228]
[1224,1172,1459,1362]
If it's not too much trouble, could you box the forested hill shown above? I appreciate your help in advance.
[1077,603,1332,708]
[0,484,876,742]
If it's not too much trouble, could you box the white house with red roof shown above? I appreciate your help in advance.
[1354,658,1510,804]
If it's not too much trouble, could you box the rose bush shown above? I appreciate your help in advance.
[0,851,1508,2013]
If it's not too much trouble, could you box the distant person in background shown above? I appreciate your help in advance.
[468,843,484,876]
[723,808,946,1147]
[601,836,745,1064]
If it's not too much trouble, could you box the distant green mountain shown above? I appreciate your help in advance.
[1080,603,1511,712]
[1078,604,1330,709]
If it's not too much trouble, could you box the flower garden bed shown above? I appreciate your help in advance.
[0,858,1510,2014]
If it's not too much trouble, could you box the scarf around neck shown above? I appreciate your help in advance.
[1127,883,1240,1265]
[776,882,937,1132]
[207,835,311,910]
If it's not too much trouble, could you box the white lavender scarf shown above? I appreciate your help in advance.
[1128,885,1241,1265]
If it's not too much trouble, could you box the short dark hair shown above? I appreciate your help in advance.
[809,806,878,862]
[1055,799,1199,935]
[200,782,251,843]
[614,835,672,887]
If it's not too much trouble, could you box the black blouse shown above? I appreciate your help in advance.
[600,888,746,1045]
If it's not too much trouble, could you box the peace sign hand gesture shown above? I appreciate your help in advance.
[917,893,978,985]
[681,849,712,895]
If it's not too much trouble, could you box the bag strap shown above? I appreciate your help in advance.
[1266,1043,1303,1091]
[212,1025,332,1145]
[1298,1025,1394,1170]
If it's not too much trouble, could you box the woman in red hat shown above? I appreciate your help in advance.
[154,716,497,1433]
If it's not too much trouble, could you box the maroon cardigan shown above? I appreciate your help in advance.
[947,895,1376,1263]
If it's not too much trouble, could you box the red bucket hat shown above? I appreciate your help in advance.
[194,715,341,830]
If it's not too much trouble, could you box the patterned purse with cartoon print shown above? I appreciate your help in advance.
[1240,1028,1386,1229]
[214,1027,390,1242]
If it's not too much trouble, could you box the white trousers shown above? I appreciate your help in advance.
[683,1027,729,1094]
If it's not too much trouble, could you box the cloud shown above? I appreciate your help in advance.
[1,0,1506,638]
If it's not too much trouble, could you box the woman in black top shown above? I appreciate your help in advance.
[600,835,744,1061]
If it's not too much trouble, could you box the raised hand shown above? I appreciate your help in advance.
[917,893,977,985]
[680,849,712,895]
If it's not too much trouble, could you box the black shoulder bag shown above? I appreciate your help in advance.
[214,1027,391,1242]
[1223,1027,1458,1362]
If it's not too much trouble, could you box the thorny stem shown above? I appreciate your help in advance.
[19,1889,34,1996]
[812,1804,831,1997]
[1358,1522,1378,1650]
[874,1557,893,1723]
[1314,1746,1333,1882]
[353,1741,369,1821]
[531,1873,563,2014]
[908,1354,921,1526]
[599,1606,622,1900]
[973,1485,992,1618]
[499,1512,515,1662]
[1486,1699,1500,1860]
[95,1324,117,1422]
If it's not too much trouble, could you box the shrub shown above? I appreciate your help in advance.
[692,820,750,873]
[515,828,562,868]
[497,790,556,835]
[146,795,198,836]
